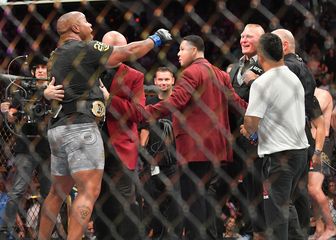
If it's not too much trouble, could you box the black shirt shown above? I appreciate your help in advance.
[49,40,113,128]
[284,53,323,155]
[141,95,176,168]
[284,53,322,120]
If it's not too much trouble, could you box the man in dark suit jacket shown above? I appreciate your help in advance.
[112,35,247,240]
[228,24,266,239]
[94,31,146,240]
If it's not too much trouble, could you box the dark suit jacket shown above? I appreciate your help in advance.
[145,58,247,164]
[106,63,145,170]
[229,62,253,103]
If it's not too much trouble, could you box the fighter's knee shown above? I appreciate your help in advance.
[79,183,101,200]
[90,185,101,200]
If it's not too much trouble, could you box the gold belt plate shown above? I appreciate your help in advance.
[91,100,105,117]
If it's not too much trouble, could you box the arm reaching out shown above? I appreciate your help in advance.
[106,29,172,67]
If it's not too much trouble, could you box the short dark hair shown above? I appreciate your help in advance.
[183,35,204,52]
[155,66,174,78]
[156,66,173,74]
[29,54,48,70]
[258,33,283,62]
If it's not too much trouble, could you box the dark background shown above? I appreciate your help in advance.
[0,0,335,84]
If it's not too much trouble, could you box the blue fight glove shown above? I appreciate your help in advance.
[148,29,172,47]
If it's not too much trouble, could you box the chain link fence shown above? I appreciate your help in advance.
[0,0,335,239]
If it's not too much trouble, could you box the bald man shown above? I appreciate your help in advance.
[38,12,171,240]
[273,29,335,240]
[102,30,127,47]
[94,31,146,240]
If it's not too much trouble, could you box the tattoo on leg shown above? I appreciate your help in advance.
[78,205,91,220]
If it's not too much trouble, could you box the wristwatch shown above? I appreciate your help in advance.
[313,149,322,156]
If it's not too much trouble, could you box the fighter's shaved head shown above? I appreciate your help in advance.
[56,11,83,35]
[102,31,127,46]
[272,29,296,54]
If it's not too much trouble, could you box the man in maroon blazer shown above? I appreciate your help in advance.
[94,31,146,240]
[111,35,247,240]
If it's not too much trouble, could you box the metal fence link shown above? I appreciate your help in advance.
[0,0,335,239]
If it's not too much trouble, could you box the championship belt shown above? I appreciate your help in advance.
[91,100,105,118]
[57,100,106,119]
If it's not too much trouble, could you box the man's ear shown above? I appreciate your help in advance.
[192,46,198,56]
[283,40,289,53]
[71,24,80,34]
[31,70,35,77]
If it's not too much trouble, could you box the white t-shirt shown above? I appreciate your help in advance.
[246,65,309,156]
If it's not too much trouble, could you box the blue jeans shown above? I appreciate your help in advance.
[0,153,51,234]
[263,149,308,240]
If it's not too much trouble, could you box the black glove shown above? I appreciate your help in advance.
[148,29,172,47]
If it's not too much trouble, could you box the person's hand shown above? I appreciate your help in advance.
[240,124,249,139]
[99,79,110,101]
[0,102,10,113]
[1,102,17,123]
[242,69,258,85]
[87,220,95,235]
[311,153,322,169]
[149,29,172,47]
[43,77,64,101]
[7,108,18,123]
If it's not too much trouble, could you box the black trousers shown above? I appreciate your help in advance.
[241,157,266,234]
[180,161,236,240]
[233,136,265,235]
[142,164,182,239]
[263,149,308,240]
[94,156,141,240]
[291,162,310,239]
[291,124,316,238]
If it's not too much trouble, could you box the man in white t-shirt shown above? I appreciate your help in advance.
[240,33,309,240]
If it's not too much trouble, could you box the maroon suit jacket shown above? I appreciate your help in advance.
[106,63,145,170]
[146,58,247,164]
[110,58,247,164]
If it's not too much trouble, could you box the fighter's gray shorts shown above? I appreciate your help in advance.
[48,122,104,176]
